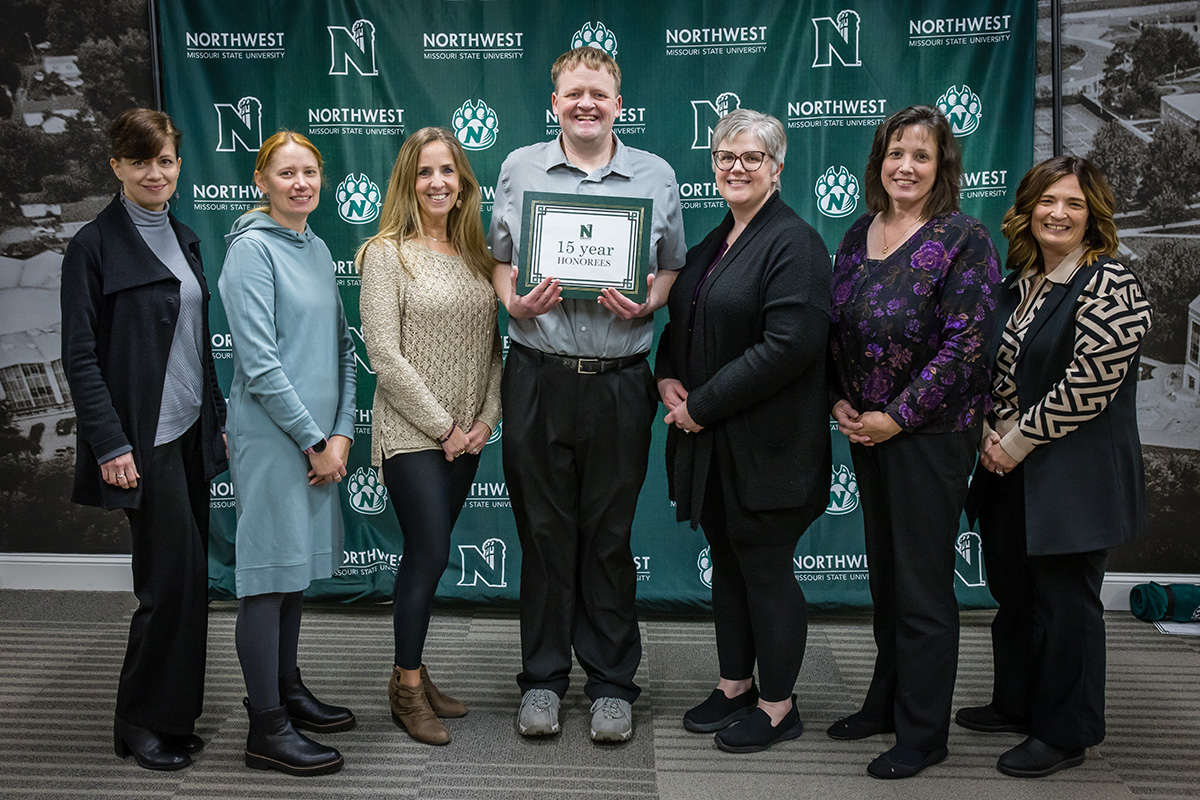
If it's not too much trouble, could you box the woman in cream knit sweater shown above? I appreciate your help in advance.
[357,127,502,745]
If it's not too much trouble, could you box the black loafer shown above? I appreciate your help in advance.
[164,732,205,754]
[997,736,1085,778]
[714,697,803,754]
[867,744,948,779]
[683,685,759,732]
[826,710,895,740]
[955,704,1031,734]
[113,718,191,771]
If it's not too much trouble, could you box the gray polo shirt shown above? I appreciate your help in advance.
[488,135,686,358]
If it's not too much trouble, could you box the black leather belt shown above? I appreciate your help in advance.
[510,341,647,375]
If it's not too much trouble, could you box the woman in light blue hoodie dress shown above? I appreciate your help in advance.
[219,131,356,777]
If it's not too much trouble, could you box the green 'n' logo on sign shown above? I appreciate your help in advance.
[580,224,592,239]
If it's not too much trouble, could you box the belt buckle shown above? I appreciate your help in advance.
[576,358,602,375]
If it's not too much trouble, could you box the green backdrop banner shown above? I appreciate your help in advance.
[157,0,1034,610]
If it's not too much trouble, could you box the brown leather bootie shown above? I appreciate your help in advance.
[388,670,450,745]
[420,665,468,718]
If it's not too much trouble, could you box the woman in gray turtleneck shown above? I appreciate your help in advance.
[61,108,227,771]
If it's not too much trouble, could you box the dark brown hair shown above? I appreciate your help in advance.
[1001,156,1119,273]
[109,108,182,161]
[863,105,961,220]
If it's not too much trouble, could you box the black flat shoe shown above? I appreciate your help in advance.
[867,744,948,779]
[163,732,205,754]
[997,736,1085,778]
[826,710,895,740]
[683,684,759,733]
[113,718,191,771]
[713,696,803,754]
[955,704,1031,734]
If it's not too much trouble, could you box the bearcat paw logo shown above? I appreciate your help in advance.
[826,464,860,515]
[348,467,388,515]
[697,547,713,588]
[814,165,859,219]
[572,21,618,57]
[937,85,982,137]
[335,173,381,224]
[452,99,499,151]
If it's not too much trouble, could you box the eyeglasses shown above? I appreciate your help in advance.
[712,150,768,171]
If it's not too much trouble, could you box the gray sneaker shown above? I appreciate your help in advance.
[517,689,561,736]
[590,697,633,742]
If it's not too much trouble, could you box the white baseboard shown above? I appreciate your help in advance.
[0,553,132,592]
[0,555,1195,611]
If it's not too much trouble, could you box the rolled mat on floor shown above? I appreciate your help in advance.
[1129,582,1200,622]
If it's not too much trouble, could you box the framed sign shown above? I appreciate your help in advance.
[517,191,653,302]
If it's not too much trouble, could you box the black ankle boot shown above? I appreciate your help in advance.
[243,698,344,776]
[113,717,191,771]
[279,668,356,733]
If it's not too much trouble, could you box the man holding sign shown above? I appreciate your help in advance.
[488,46,685,743]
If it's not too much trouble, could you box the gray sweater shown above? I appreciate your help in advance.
[122,195,205,447]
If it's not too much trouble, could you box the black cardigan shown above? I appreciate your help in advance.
[655,191,832,534]
[60,195,227,510]
[967,255,1148,555]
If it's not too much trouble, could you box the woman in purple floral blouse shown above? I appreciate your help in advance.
[825,105,1001,779]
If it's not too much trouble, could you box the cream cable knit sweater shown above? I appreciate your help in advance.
[360,239,502,464]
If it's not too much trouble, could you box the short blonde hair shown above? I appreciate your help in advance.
[551,47,621,95]
[248,130,325,214]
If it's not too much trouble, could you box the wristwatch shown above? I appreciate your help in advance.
[305,438,328,455]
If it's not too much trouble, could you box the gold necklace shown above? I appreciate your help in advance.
[881,216,923,255]
[423,232,450,244]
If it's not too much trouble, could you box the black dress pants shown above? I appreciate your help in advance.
[118,421,209,735]
[502,344,656,703]
[977,464,1109,749]
[849,430,975,752]
[699,458,809,703]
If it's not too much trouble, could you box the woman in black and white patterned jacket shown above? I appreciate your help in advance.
[960,156,1152,779]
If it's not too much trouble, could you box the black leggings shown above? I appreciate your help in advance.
[235,590,302,712]
[383,449,479,669]
[700,461,809,703]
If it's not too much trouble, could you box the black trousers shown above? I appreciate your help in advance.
[383,449,479,669]
[849,430,975,751]
[118,420,209,735]
[502,344,656,703]
[700,459,808,703]
[977,464,1109,749]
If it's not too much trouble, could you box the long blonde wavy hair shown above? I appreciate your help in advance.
[354,127,492,280]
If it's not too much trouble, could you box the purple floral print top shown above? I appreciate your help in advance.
[828,212,1001,433]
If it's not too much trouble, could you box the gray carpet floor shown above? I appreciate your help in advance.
[0,589,1197,799]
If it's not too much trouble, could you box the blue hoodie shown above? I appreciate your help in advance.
[219,210,357,597]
